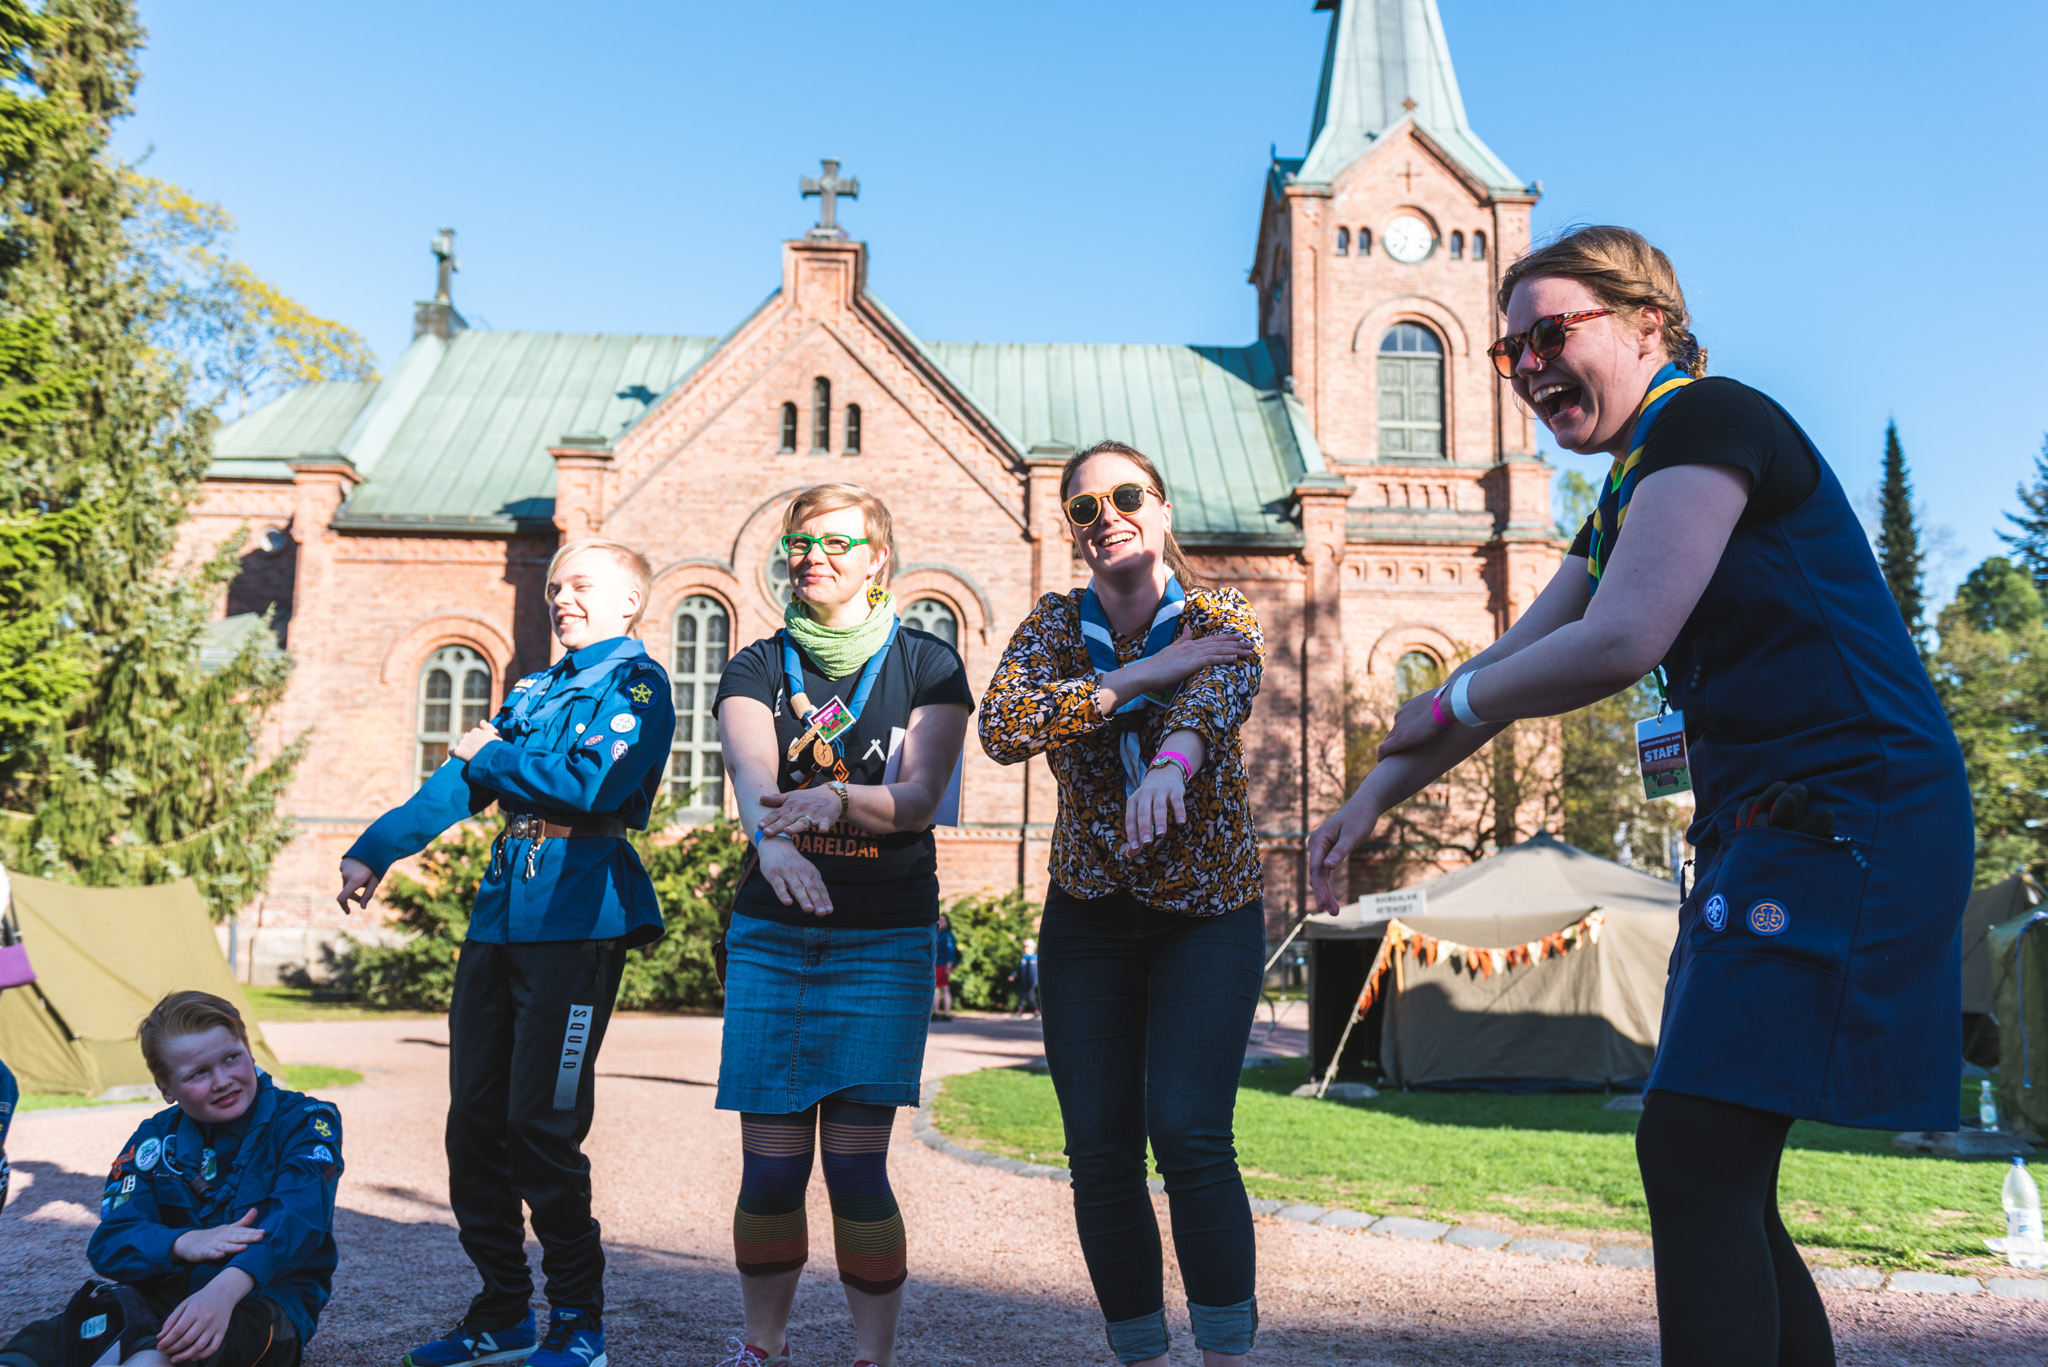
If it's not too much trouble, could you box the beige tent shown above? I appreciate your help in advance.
[0,872,282,1096]
[1963,873,2041,1015]
[1991,909,2048,1139]
[1309,833,1679,1088]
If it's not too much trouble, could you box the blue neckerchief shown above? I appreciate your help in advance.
[1587,362,1695,591]
[780,616,899,737]
[504,638,647,737]
[1080,574,1185,795]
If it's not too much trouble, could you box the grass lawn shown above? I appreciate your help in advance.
[933,1059,2022,1273]
[238,985,440,1022]
[17,1063,365,1113]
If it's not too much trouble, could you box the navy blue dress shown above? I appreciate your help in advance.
[1644,419,1974,1130]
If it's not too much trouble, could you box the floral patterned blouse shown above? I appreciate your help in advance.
[980,585,1265,915]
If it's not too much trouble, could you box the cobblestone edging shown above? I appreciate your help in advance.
[911,1079,2048,1306]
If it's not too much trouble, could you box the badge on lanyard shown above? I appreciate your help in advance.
[1635,702,1691,800]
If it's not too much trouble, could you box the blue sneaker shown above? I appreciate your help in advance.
[403,1311,538,1367]
[528,1308,605,1367]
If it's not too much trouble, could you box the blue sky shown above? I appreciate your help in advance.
[117,1,2045,601]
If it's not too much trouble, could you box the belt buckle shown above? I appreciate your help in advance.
[509,814,536,840]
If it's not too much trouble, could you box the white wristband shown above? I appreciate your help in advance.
[1449,670,1486,727]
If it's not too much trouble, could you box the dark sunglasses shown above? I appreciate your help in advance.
[1064,482,1154,527]
[1488,309,1615,378]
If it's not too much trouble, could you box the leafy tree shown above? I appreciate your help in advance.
[129,176,375,417]
[618,812,745,1010]
[2000,435,2048,594]
[1556,679,1688,876]
[0,0,301,916]
[1876,421,1926,641]
[1933,557,2048,885]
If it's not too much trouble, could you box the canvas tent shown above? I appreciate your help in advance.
[1962,872,2041,1015]
[1307,833,1679,1088]
[0,871,281,1095]
[1990,909,2048,1139]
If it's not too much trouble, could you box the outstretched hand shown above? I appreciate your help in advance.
[1305,796,1383,915]
[335,857,379,917]
[1121,763,1187,857]
[1378,688,1447,759]
[1143,624,1254,690]
[156,1267,254,1362]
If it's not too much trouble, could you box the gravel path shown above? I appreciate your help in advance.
[4,1013,2043,1365]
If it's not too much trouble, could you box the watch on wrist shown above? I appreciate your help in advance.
[828,779,850,822]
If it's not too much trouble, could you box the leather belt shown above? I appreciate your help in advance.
[503,813,627,841]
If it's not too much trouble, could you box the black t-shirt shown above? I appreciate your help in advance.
[715,625,974,928]
[1568,377,1822,560]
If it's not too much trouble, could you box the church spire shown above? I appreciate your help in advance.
[1297,0,1527,194]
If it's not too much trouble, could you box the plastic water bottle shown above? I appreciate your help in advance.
[2003,1158,2046,1269]
[1980,1079,2000,1131]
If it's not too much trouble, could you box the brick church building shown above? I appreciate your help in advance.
[190,0,1560,979]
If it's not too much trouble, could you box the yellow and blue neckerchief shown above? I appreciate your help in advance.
[1586,362,1695,590]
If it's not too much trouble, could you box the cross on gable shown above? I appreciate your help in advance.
[1400,162,1419,192]
[1401,96,1418,113]
[800,158,860,239]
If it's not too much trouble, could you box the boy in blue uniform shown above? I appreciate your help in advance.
[0,990,342,1367]
[336,538,674,1367]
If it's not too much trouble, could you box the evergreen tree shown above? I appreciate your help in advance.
[1876,420,1925,639]
[0,0,301,915]
[1999,435,2048,595]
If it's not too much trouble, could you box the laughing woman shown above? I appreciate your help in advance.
[713,484,973,1367]
[982,441,1263,1367]
[1308,227,1972,1367]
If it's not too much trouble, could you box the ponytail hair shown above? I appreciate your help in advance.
[1060,440,1208,589]
[1497,225,1708,378]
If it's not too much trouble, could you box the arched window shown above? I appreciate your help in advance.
[1378,323,1445,458]
[670,595,730,812]
[1472,230,1487,262]
[901,597,958,647]
[1449,231,1465,259]
[417,645,492,787]
[1394,650,1443,703]
[845,403,862,455]
[1335,227,1350,256]
[811,377,831,453]
[1357,227,1371,256]
[779,402,798,453]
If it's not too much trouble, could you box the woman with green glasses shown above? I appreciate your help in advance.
[712,483,973,1367]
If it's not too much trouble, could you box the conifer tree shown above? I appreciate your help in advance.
[1999,436,2048,596]
[0,0,301,915]
[1876,420,1925,641]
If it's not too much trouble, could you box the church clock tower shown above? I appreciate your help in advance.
[1256,0,1558,649]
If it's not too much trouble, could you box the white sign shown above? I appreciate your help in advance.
[1347,887,1427,923]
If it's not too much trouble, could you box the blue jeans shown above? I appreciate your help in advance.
[1039,885,1263,1359]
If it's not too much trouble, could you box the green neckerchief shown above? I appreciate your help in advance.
[783,588,897,680]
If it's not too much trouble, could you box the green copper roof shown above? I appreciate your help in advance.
[212,326,1320,542]
[1299,0,1527,193]
[925,340,1320,543]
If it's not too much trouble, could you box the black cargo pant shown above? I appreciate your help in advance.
[448,938,627,1327]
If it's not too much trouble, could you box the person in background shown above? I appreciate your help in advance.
[0,991,341,1367]
[1008,938,1040,1019]
[713,484,973,1367]
[981,440,1265,1367]
[335,537,675,1367]
[0,1050,14,1211]
[1307,226,1973,1367]
[932,912,959,1021]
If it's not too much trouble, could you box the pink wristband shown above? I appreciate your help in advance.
[1152,749,1194,782]
[1430,688,1452,728]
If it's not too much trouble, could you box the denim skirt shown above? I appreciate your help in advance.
[716,912,937,1114]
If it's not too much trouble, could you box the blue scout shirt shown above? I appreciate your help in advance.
[347,635,675,947]
[0,1054,16,1208]
[88,1073,342,1343]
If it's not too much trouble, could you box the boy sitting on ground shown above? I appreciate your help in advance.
[0,991,344,1367]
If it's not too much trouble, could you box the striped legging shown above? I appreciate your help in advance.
[733,1094,906,1294]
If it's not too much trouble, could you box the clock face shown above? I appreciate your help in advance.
[1384,215,1435,264]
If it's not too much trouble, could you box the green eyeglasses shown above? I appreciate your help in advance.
[780,533,872,557]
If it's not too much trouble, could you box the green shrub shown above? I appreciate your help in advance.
[948,888,1040,1011]
[339,824,487,1010]
[337,807,744,1013]
[618,813,745,1010]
